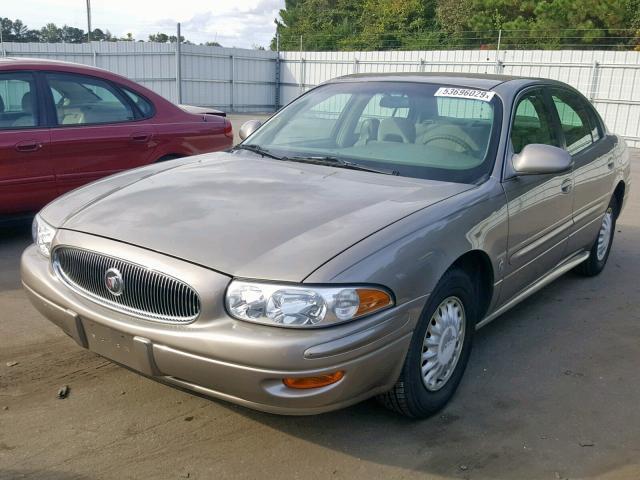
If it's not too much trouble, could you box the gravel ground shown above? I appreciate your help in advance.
[0,136,638,480]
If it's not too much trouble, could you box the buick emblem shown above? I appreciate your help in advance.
[104,267,124,296]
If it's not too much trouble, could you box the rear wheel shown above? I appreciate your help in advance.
[378,268,476,418]
[155,154,181,163]
[576,196,618,277]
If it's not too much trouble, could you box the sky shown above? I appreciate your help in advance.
[3,0,285,48]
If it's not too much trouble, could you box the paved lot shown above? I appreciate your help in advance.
[1,143,639,480]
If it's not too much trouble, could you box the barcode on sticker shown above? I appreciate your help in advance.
[434,87,495,102]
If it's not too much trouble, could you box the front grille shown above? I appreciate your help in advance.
[52,246,200,323]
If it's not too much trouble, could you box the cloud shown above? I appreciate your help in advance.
[178,0,283,47]
[4,0,284,48]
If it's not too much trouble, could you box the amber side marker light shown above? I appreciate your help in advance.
[356,288,393,316]
[283,371,345,389]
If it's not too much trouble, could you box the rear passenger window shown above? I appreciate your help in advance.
[361,93,410,120]
[0,72,38,129]
[45,73,134,126]
[123,88,154,117]
[437,97,493,120]
[510,90,559,154]
[551,89,600,155]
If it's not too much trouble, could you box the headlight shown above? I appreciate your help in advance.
[225,280,393,328]
[32,214,56,258]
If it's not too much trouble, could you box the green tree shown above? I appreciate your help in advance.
[352,0,438,49]
[39,23,62,42]
[272,0,640,50]
[61,25,86,43]
[148,32,169,43]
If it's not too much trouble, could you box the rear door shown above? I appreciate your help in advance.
[500,87,574,302]
[0,71,54,215]
[547,87,617,251]
[43,72,156,195]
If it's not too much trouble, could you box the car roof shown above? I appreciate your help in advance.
[1,57,82,66]
[0,57,109,74]
[327,72,556,90]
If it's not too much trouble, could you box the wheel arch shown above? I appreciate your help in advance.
[447,249,495,320]
[612,180,625,219]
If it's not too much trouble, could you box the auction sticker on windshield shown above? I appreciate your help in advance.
[434,87,496,102]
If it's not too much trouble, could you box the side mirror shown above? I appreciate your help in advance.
[238,120,263,141]
[512,144,573,175]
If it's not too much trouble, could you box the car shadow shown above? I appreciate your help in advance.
[0,217,33,293]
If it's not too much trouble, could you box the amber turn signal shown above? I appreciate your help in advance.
[356,288,393,316]
[283,371,345,389]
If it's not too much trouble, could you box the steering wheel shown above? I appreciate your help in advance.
[422,135,474,153]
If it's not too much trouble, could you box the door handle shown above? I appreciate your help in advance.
[15,140,42,152]
[130,132,153,143]
[561,178,573,194]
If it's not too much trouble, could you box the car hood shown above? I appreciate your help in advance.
[53,152,472,281]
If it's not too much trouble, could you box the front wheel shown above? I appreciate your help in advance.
[576,196,618,277]
[378,268,476,418]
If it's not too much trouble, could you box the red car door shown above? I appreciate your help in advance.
[43,72,156,195]
[0,71,55,216]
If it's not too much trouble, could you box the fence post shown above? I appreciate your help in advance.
[92,43,97,66]
[353,57,359,74]
[298,35,304,96]
[275,33,281,111]
[495,29,502,74]
[419,58,425,72]
[230,54,235,112]
[589,60,600,102]
[299,56,305,96]
[175,22,182,104]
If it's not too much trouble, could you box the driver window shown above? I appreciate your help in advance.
[511,91,559,154]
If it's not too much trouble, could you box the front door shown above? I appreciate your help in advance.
[0,71,54,216]
[500,88,574,303]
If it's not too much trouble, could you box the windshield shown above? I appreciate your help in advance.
[244,81,502,184]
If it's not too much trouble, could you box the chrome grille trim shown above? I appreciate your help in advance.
[52,246,201,323]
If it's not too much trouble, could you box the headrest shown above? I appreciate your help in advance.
[0,95,4,113]
[378,117,416,143]
[357,118,380,144]
[21,92,32,113]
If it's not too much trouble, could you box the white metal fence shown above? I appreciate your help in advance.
[2,42,640,147]
[2,41,277,113]
[280,50,640,147]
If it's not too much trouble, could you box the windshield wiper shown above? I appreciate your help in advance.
[234,147,399,176]
[234,144,283,160]
[285,155,399,176]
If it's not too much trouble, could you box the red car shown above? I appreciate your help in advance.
[0,58,233,216]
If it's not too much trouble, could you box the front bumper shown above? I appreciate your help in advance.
[21,233,424,415]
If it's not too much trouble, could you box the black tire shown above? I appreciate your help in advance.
[378,268,476,418]
[155,154,181,163]
[575,196,618,277]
